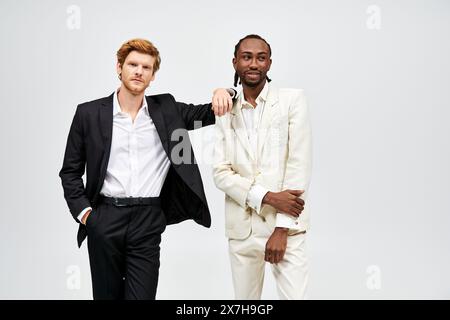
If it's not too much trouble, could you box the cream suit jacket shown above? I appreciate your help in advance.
[213,86,312,240]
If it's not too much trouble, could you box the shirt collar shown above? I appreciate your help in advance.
[113,88,148,116]
[238,81,270,109]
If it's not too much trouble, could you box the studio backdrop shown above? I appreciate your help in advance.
[0,0,449,299]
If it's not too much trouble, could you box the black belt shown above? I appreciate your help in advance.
[99,196,161,207]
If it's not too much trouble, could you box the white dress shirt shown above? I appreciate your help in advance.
[240,83,297,229]
[78,89,171,222]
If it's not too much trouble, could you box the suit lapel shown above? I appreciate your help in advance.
[231,106,255,162]
[146,96,169,154]
[94,93,114,199]
[257,87,279,158]
[99,93,114,148]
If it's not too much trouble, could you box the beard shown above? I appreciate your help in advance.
[240,72,266,88]
[123,78,148,95]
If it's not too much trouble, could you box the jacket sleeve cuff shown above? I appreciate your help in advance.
[276,213,300,230]
[226,88,238,99]
[77,207,92,223]
[246,184,269,214]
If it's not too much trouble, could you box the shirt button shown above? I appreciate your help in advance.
[295,221,298,225]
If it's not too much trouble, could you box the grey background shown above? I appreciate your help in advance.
[0,0,449,299]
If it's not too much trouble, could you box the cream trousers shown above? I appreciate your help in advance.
[228,213,309,299]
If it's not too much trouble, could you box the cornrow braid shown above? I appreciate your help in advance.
[233,34,272,87]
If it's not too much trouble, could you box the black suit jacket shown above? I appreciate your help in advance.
[59,93,215,247]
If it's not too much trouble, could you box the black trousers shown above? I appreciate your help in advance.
[86,197,166,300]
